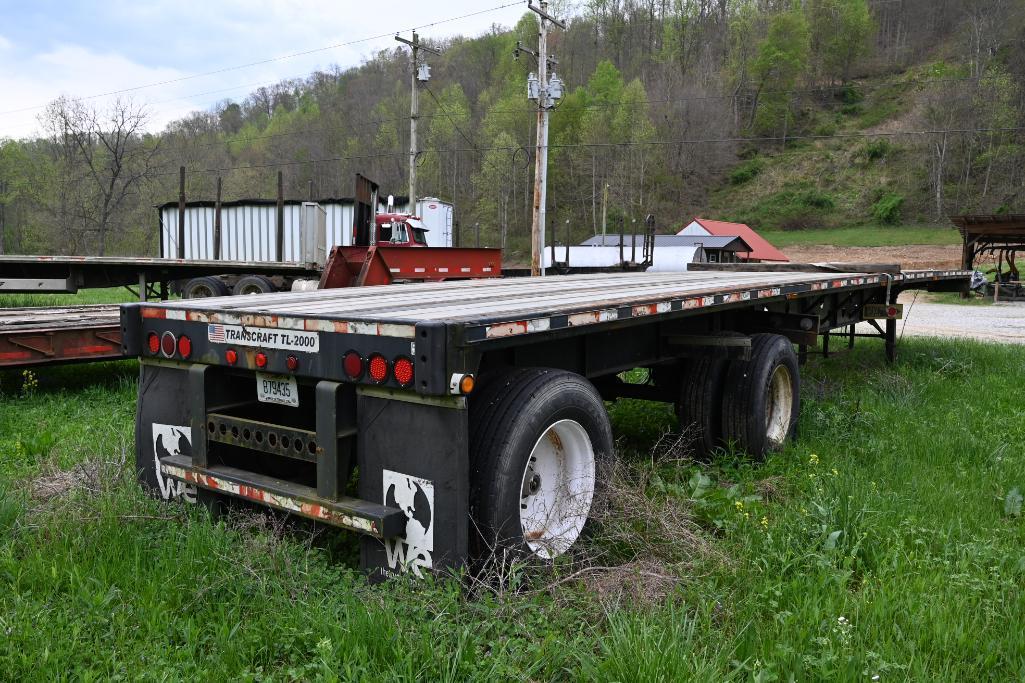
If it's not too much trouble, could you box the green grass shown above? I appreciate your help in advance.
[758,224,962,248]
[0,286,140,308]
[1,339,1023,679]
[923,291,992,306]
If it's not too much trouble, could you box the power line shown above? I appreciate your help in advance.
[1,66,984,140]
[486,75,986,116]
[135,73,986,154]
[422,84,479,153]
[148,124,1025,178]
[0,1,526,118]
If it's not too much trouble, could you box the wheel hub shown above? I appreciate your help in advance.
[518,419,596,560]
[765,364,793,447]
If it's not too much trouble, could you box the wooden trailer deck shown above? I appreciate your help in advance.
[0,304,123,367]
[142,268,968,340]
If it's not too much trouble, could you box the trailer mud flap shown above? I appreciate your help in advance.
[135,360,196,502]
[357,387,468,578]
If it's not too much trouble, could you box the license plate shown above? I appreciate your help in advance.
[256,373,298,407]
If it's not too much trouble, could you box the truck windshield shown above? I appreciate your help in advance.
[412,228,428,245]
[380,222,408,243]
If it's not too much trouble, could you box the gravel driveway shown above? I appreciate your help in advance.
[856,295,1025,345]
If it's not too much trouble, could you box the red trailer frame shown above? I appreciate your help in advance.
[0,305,122,367]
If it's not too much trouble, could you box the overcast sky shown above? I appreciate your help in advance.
[0,0,529,139]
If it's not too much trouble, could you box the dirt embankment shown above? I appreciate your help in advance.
[783,244,962,270]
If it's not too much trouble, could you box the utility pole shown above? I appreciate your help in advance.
[396,32,440,208]
[600,182,609,246]
[0,180,6,255]
[523,0,565,276]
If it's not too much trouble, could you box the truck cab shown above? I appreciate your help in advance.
[374,213,429,247]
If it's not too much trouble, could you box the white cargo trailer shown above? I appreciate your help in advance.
[159,197,454,261]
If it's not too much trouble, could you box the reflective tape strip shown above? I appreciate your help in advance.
[157,310,414,339]
[476,270,967,341]
[161,462,379,535]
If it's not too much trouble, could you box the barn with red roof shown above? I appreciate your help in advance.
[678,218,789,262]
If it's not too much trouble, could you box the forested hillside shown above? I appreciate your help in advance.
[1,0,1023,259]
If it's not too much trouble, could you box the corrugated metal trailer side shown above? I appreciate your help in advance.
[159,198,454,261]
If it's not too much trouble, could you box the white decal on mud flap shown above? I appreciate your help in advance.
[382,470,434,577]
[151,424,196,503]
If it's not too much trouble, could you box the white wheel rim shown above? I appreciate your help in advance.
[519,419,596,559]
[765,365,793,447]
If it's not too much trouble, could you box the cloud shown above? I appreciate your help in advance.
[0,0,527,139]
[0,44,192,137]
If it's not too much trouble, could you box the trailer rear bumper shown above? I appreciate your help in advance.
[159,453,406,538]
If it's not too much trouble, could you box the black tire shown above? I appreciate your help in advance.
[468,368,614,562]
[232,274,276,296]
[677,358,729,458]
[182,276,230,299]
[721,334,801,458]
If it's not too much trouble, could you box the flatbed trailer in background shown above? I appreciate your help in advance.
[124,267,968,577]
[0,305,122,367]
[0,255,321,297]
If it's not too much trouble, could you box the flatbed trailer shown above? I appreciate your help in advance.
[0,305,123,367]
[124,267,968,576]
[0,255,320,296]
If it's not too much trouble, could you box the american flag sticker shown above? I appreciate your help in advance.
[207,324,226,343]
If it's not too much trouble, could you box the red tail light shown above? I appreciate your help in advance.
[178,335,192,359]
[286,355,299,372]
[255,352,268,368]
[147,332,160,355]
[160,331,176,358]
[343,351,363,379]
[368,354,389,383]
[225,349,238,365]
[393,357,414,387]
